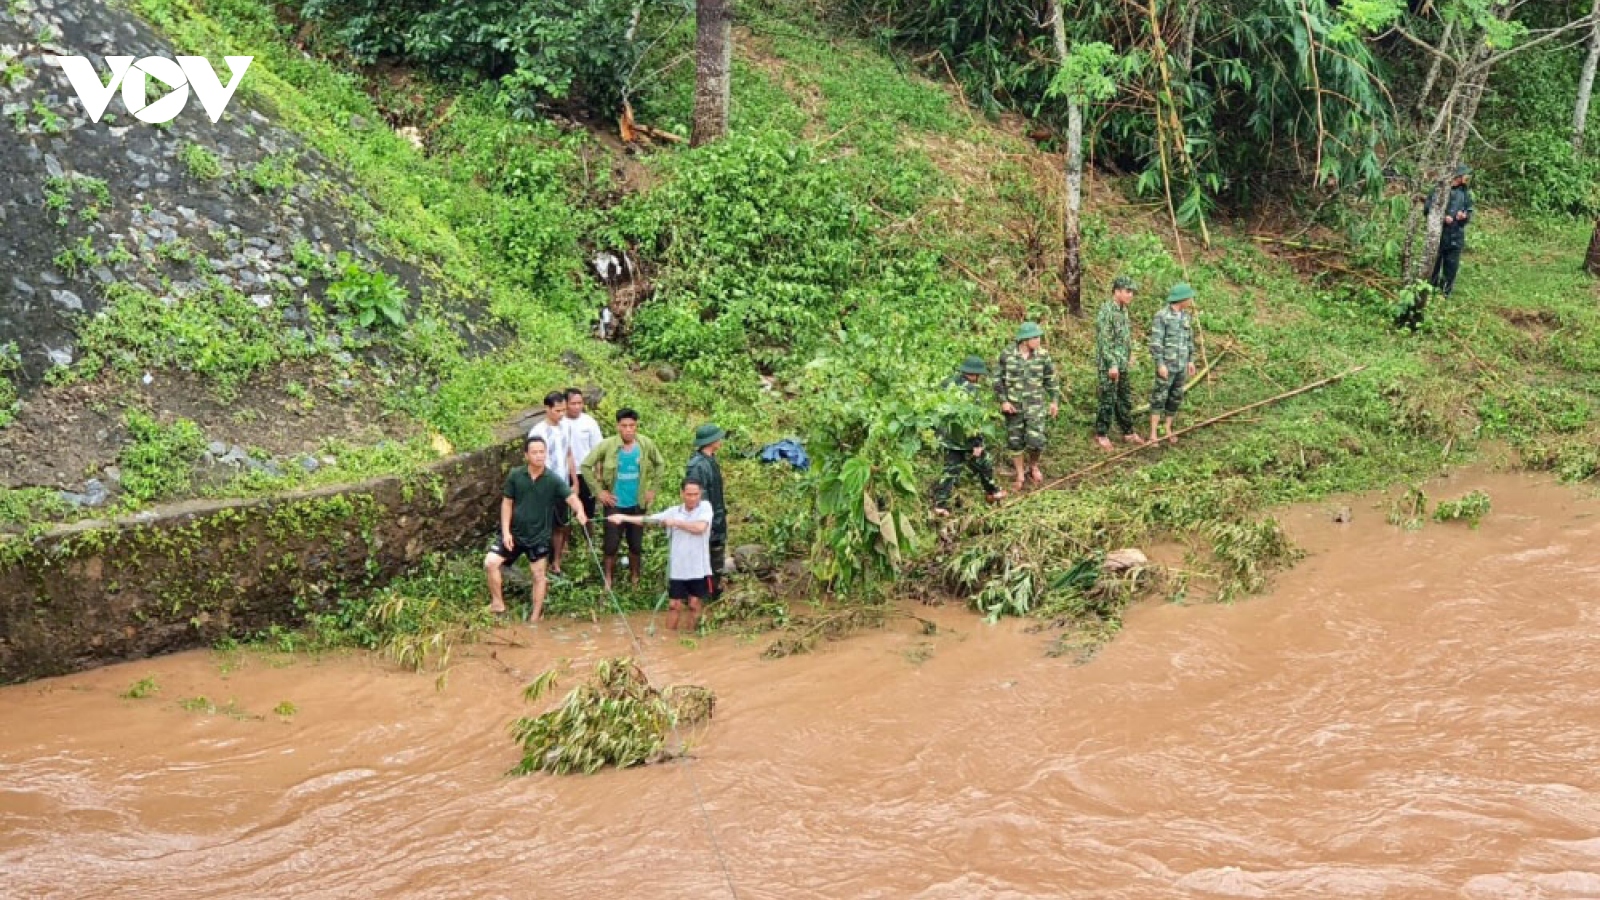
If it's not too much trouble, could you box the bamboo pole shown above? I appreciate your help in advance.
[1130,348,1226,417]
[1021,364,1368,498]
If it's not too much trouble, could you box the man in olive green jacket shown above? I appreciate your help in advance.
[582,407,666,589]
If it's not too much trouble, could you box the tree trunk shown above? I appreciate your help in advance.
[1414,19,1453,119]
[1586,217,1600,276]
[1049,0,1084,316]
[691,0,732,148]
[1574,0,1600,153]
[1175,0,1199,73]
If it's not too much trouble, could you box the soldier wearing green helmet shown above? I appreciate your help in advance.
[1093,275,1146,451]
[994,321,1060,490]
[932,356,1005,516]
[1148,283,1198,445]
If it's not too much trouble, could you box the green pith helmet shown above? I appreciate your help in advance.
[1016,322,1044,341]
[1112,275,1137,292]
[1453,164,1471,178]
[1166,283,1197,305]
[958,356,989,376]
[693,423,726,448]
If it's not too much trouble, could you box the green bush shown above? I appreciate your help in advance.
[119,410,207,502]
[0,341,19,428]
[297,0,646,114]
[326,252,409,329]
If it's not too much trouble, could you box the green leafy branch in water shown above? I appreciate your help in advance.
[509,657,715,775]
[1433,490,1492,527]
[1386,484,1429,531]
[1204,518,1302,602]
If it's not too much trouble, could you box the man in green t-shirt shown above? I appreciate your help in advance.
[485,435,589,622]
[582,407,665,589]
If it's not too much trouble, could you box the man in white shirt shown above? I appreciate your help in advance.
[564,387,605,522]
[607,480,714,632]
[528,391,577,575]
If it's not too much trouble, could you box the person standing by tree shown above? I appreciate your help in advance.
[528,391,577,577]
[1093,276,1146,451]
[485,436,588,622]
[583,407,665,589]
[608,480,715,632]
[932,356,1006,517]
[1148,284,1198,446]
[685,423,727,600]
[995,322,1060,491]
[564,387,605,523]
[1428,165,1474,297]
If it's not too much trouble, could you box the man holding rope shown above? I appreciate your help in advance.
[607,480,714,632]
[485,435,590,622]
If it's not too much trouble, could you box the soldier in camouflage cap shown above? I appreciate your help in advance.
[1093,276,1146,451]
[1148,283,1197,445]
[994,321,1060,490]
[932,356,1005,516]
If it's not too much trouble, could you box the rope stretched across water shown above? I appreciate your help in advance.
[575,520,742,900]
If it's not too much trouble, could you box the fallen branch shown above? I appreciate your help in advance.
[1022,365,1369,498]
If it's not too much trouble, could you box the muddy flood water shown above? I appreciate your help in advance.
[3,470,1600,899]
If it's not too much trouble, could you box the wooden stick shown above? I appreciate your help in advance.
[1022,364,1368,498]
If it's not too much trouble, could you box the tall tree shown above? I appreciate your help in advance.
[1048,0,1084,316]
[1575,0,1600,153]
[691,0,732,147]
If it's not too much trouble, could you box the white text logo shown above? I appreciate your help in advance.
[52,56,253,124]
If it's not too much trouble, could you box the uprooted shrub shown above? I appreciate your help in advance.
[509,657,715,775]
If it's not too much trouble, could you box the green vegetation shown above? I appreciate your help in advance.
[1434,490,1493,527]
[120,675,160,699]
[118,410,207,502]
[0,342,19,428]
[178,142,223,180]
[509,657,714,775]
[326,252,408,330]
[273,700,298,717]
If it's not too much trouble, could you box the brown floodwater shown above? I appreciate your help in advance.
[4,470,1600,899]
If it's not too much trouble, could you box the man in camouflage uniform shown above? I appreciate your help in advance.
[995,321,1060,490]
[1093,275,1146,451]
[1148,283,1197,446]
[932,356,1005,516]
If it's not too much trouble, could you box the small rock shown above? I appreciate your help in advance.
[83,479,109,506]
[12,277,34,294]
[220,446,251,466]
[50,289,83,311]
[655,364,679,383]
[349,114,369,130]
[249,294,272,309]
[731,544,772,577]
[141,372,153,385]
[45,346,72,367]
[1333,506,1353,524]
[103,466,122,485]
[207,441,228,457]
[320,456,337,468]
[44,153,63,178]
[299,456,320,473]
[1103,548,1150,573]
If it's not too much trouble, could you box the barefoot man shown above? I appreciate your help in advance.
[932,355,1005,517]
[486,436,589,622]
[1148,283,1198,446]
[1093,275,1145,451]
[608,480,715,632]
[995,322,1060,490]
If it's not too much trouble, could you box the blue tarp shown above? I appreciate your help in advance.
[758,438,810,471]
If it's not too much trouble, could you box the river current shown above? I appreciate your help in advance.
[3,470,1599,899]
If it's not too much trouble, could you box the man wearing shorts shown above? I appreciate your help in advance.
[528,391,577,576]
[607,480,714,632]
[582,407,665,589]
[485,435,588,622]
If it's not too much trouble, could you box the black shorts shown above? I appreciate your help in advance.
[576,477,597,518]
[551,494,570,528]
[603,505,644,557]
[668,577,713,602]
[489,538,551,566]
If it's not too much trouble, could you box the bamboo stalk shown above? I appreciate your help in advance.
[1130,349,1226,417]
[1023,365,1368,498]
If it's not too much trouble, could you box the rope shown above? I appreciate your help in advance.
[576,520,743,900]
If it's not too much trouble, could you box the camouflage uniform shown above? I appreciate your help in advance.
[933,371,999,507]
[1094,297,1135,437]
[1148,304,1195,415]
[995,345,1059,453]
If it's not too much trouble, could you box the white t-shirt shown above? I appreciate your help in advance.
[566,412,604,476]
[528,419,573,482]
[651,502,714,580]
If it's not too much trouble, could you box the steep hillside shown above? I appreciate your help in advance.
[1,0,1597,644]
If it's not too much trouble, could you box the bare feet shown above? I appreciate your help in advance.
[987,489,1007,503]
[933,507,951,518]
[1094,435,1114,451]
[1125,433,1147,445]
[1013,474,1025,493]
[1029,466,1044,485]
[1167,433,1179,446]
